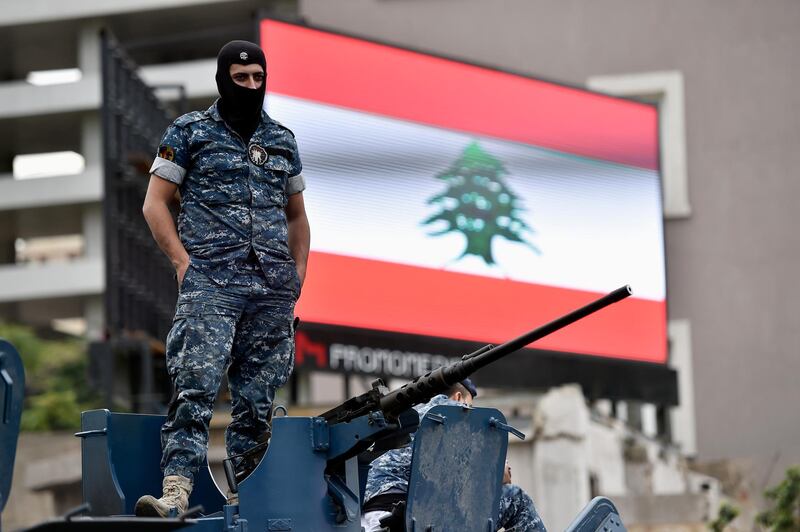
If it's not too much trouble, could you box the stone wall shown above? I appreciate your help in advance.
[487,385,720,530]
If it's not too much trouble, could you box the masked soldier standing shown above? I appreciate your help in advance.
[135,40,310,517]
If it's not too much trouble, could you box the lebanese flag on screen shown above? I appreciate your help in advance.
[261,20,667,364]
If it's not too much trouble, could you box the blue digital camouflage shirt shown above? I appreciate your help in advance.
[149,101,305,290]
[364,394,459,502]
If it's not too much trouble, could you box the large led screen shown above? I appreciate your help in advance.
[260,20,667,364]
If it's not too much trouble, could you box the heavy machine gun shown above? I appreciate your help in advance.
[321,284,633,425]
[0,286,632,532]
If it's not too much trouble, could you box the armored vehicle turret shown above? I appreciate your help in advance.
[2,287,632,532]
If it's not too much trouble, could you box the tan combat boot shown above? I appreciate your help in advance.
[134,475,192,517]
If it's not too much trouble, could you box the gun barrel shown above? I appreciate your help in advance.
[445,284,632,381]
[380,285,632,418]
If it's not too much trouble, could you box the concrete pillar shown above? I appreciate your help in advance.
[668,319,697,456]
[627,401,661,438]
[626,401,643,432]
[616,401,628,423]
[82,203,104,340]
[81,203,103,260]
[84,296,104,341]
[81,113,102,171]
[78,20,104,185]
[77,21,103,77]
[78,17,105,344]
[640,404,658,438]
[531,385,591,531]
[78,21,106,342]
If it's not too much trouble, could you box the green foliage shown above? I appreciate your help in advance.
[23,390,84,431]
[0,321,98,430]
[757,466,800,531]
[423,141,540,265]
[709,502,739,532]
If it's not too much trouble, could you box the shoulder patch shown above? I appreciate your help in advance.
[158,145,175,161]
[174,110,209,128]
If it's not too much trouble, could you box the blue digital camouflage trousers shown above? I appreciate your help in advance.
[160,260,297,482]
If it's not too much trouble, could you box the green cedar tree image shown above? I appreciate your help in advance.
[422,141,540,265]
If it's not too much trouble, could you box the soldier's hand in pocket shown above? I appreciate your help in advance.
[176,258,190,287]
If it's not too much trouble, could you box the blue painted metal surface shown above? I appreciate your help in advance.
[78,410,226,516]
[238,416,359,531]
[405,405,509,532]
[76,408,397,530]
[0,339,25,517]
[2,283,638,531]
[565,497,627,532]
[58,406,629,532]
[237,416,330,530]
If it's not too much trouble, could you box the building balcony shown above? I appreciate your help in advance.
[0,257,104,303]
[0,78,101,120]
[0,167,103,212]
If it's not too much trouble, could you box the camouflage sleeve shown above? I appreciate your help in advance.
[498,484,547,532]
[285,135,305,195]
[414,395,459,419]
[149,122,190,185]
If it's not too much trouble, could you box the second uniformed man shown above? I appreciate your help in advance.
[135,40,310,517]
[362,380,548,532]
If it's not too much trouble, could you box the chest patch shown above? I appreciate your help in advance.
[248,143,268,166]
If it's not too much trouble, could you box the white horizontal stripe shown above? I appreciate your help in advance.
[268,94,666,300]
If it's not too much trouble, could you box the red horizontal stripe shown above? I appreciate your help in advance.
[261,20,659,170]
[296,252,667,364]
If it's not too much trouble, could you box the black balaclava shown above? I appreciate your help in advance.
[215,40,267,142]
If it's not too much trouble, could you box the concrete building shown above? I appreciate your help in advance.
[0,0,295,340]
[498,386,720,531]
[297,0,800,505]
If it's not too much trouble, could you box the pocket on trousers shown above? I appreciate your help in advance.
[177,259,194,293]
[165,318,187,378]
[284,315,297,384]
[291,267,301,298]
[268,314,297,389]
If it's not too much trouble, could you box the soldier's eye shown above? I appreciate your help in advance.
[232,72,265,84]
